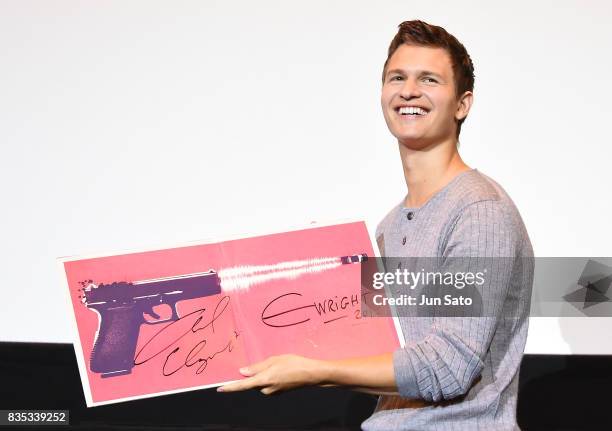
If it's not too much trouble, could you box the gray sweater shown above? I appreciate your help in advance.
[362,169,534,431]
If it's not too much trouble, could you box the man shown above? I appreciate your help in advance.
[219,20,534,431]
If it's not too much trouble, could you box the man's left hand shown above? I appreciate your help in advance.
[217,354,327,395]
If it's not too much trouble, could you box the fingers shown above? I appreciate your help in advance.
[217,358,275,392]
[217,355,299,394]
[239,367,254,377]
[260,386,276,395]
[244,355,279,374]
[217,375,279,394]
[217,376,260,392]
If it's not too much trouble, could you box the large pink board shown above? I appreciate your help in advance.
[60,221,401,406]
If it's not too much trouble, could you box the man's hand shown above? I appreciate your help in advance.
[217,354,328,395]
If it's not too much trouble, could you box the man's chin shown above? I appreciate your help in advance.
[397,137,433,151]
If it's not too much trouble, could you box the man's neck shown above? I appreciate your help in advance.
[399,138,471,208]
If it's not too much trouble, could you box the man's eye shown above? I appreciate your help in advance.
[423,77,438,83]
[390,76,403,81]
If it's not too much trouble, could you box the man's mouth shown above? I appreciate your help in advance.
[396,106,429,116]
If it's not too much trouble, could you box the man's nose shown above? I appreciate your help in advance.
[399,78,422,100]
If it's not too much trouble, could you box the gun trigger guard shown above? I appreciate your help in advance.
[144,315,172,325]
[170,304,180,320]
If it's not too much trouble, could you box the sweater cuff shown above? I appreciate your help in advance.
[393,347,421,399]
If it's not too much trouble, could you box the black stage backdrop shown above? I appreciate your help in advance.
[0,342,610,430]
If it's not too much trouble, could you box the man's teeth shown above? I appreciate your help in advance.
[398,106,428,115]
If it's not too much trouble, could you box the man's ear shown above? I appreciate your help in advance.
[455,91,474,121]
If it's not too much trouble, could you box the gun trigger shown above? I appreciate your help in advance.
[145,307,161,320]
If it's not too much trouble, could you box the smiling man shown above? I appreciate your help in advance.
[218,20,534,431]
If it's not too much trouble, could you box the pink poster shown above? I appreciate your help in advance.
[59,221,402,406]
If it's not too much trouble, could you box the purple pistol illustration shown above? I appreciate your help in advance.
[81,271,222,378]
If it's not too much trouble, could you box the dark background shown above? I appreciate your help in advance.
[1,342,610,430]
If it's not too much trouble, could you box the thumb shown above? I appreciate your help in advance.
[239,356,273,376]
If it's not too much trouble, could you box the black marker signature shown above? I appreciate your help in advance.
[261,292,315,327]
[164,330,240,376]
[134,296,238,376]
[261,291,362,328]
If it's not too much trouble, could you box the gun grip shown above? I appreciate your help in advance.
[90,304,144,378]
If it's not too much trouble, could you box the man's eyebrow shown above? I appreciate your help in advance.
[419,70,443,79]
[385,68,405,78]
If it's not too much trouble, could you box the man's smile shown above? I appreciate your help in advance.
[394,105,430,120]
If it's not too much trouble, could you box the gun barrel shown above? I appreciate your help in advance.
[83,271,222,307]
[134,271,222,299]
